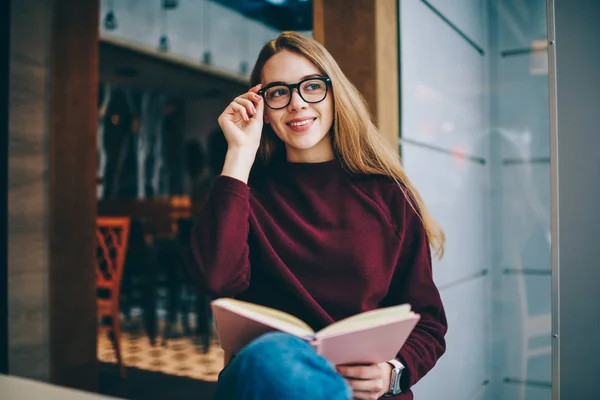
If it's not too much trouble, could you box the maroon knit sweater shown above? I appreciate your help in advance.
[188,158,447,399]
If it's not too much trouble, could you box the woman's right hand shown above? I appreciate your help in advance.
[218,84,264,152]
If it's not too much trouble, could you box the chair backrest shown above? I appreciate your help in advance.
[96,217,131,299]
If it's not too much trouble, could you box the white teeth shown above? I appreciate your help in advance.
[289,119,313,127]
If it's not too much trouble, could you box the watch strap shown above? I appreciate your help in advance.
[383,359,404,397]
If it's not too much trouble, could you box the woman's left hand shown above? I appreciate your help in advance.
[336,362,392,399]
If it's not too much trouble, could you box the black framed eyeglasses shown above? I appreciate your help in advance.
[258,76,331,110]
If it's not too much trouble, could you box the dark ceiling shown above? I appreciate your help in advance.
[211,0,312,31]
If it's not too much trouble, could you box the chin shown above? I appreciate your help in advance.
[273,122,331,155]
[285,134,326,151]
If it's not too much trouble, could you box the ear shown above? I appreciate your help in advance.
[263,113,270,124]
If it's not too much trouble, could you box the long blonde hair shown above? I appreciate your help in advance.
[250,32,445,258]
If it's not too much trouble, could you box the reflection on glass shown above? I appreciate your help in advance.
[399,1,551,399]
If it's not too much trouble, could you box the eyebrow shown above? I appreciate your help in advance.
[263,74,323,87]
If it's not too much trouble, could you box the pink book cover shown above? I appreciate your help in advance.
[211,303,312,354]
[310,315,420,365]
[211,299,420,365]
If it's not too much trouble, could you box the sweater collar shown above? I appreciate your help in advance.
[285,158,339,171]
[273,157,343,187]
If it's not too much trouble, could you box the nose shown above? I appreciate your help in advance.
[287,88,308,111]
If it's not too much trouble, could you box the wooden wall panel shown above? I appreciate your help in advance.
[8,0,52,381]
[312,0,399,151]
[8,0,99,391]
[48,0,99,390]
[313,0,377,115]
[375,0,400,151]
[1,0,10,376]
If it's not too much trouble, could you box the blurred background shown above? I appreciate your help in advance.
[94,1,307,398]
[3,1,600,400]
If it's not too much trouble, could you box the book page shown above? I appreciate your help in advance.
[212,298,315,336]
[316,304,412,337]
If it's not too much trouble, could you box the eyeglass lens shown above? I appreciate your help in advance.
[263,79,328,109]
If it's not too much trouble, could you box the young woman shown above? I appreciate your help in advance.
[187,31,447,400]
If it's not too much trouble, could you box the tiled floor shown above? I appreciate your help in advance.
[98,315,224,383]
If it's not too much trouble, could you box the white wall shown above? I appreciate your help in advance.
[98,0,284,76]
[400,0,492,398]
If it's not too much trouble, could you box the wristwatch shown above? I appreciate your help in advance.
[382,359,404,397]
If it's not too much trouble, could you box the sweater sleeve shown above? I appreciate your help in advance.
[187,175,252,297]
[382,191,448,393]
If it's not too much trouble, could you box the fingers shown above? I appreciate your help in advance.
[221,85,264,126]
[249,83,262,94]
[346,379,386,400]
[337,365,381,380]
[233,97,257,116]
[346,378,385,392]
[337,364,386,400]
[254,91,264,116]
[229,102,250,122]
[351,390,384,400]
[236,86,262,105]
[233,85,263,120]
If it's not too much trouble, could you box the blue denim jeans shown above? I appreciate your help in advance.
[214,332,352,400]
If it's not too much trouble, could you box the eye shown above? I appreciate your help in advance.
[304,82,324,91]
[266,87,289,99]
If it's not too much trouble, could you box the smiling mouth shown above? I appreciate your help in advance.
[287,118,316,127]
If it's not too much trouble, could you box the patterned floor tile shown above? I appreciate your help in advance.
[98,318,224,382]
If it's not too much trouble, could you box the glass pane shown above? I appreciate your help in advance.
[399,1,551,399]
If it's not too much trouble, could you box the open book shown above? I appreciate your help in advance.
[211,298,420,365]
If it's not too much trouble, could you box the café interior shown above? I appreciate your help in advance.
[6,0,373,399]
[95,1,313,398]
[4,0,599,399]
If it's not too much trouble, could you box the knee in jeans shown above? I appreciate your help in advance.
[235,332,311,369]
[219,331,351,399]
[250,332,307,348]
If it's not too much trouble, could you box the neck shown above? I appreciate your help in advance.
[285,136,335,163]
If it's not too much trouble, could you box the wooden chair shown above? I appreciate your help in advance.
[96,217,130,379]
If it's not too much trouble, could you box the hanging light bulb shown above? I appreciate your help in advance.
[104,0,117,30]
[239,61,249,76]
[104,10,117,30]
[201,0,211,66]
[162,0,179,9]
[158,34,169,52]
[158,2,170,52]
[203,51,212,65]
